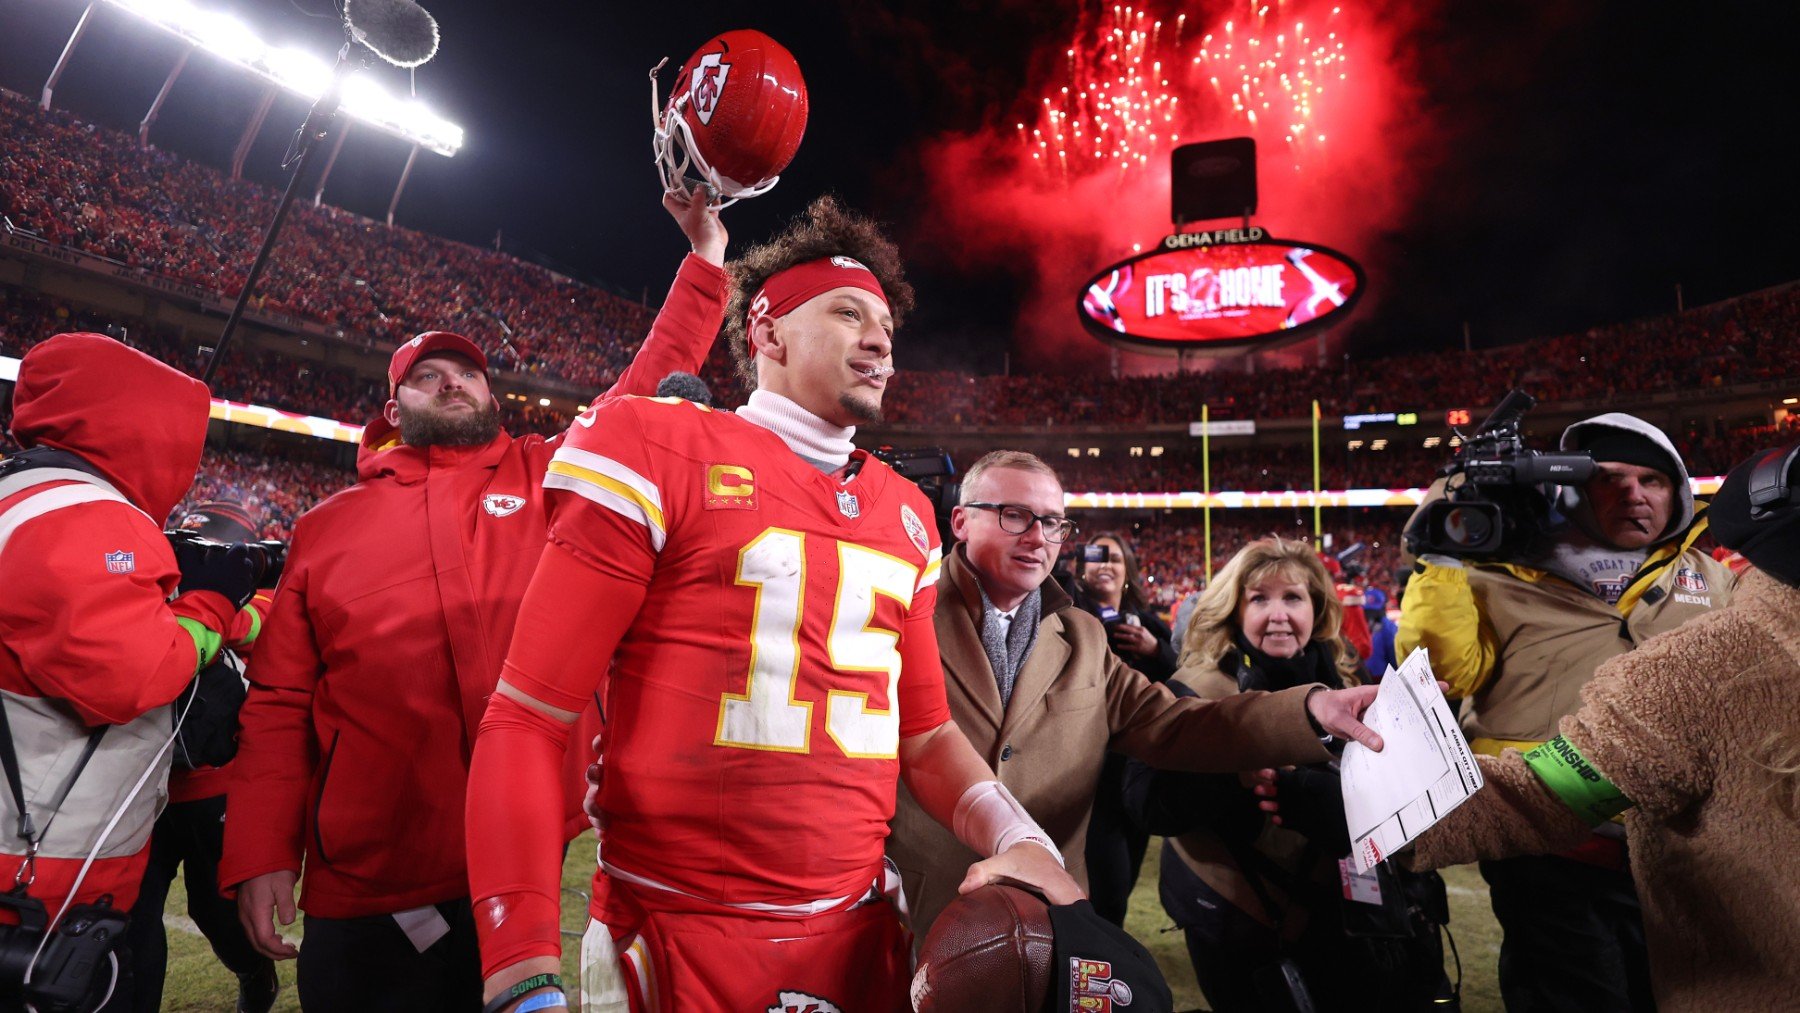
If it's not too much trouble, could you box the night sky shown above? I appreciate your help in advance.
[3,0,1795,375]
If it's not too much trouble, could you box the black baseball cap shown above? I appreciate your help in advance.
[1046,900,1173,1013]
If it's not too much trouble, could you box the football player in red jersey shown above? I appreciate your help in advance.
[465,198,1387,1013]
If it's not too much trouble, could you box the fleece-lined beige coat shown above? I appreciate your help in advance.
[1409,568,1800,1011]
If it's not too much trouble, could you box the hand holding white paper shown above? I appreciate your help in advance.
[1339,647,1484,872]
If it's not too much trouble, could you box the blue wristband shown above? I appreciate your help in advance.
[516,993,567,1013]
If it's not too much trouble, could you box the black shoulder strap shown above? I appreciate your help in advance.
[0,699,29,843]
[0,445,110,484]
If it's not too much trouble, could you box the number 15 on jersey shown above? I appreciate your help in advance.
[716,528,920,759]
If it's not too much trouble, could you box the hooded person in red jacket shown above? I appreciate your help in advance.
[1,333,261,1003]
[221,188,732,1012]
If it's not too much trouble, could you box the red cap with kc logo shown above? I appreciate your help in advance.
[388,332,488,396]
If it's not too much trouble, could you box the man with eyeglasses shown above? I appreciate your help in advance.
[885,450,1384,937]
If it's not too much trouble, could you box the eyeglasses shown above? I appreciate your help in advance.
[963,502,1077,543]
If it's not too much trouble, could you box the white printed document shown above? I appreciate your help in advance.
[1339,647,1484,873]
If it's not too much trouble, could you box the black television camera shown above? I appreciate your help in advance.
[0,888,128,1013]
[871,445,959,546]
[1405,390,1594,559]
[163,529,288,593]
[160,530,287,770]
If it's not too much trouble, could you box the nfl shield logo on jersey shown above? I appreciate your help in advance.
[1673,567,1708,593]
[836,489,861,519]
[104,550,135,574]
[483,493,526,518]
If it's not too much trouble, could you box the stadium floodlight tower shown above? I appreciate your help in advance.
[42,0,460,220]
[41,0,453,382]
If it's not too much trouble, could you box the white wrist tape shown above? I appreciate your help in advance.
[951,780,1064,867]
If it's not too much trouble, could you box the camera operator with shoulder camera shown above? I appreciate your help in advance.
[125,500,283,1013]
[1398,396,1734,1012]
[0,333,263,1012]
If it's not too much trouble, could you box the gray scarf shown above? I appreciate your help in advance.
[977,584,1042,706]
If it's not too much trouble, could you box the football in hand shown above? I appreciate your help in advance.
[910,884,1055,1012]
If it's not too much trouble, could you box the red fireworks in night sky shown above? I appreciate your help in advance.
[918,0,1421,372]
[1019,0,1352,182]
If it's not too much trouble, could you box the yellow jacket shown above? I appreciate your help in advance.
[1396,515,1735,755]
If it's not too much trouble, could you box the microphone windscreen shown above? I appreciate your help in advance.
[345,0,440,68]
[655,371,713,407]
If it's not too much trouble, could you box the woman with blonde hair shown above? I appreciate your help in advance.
[1125,536,1451,1012]
[1178,537,1362,687]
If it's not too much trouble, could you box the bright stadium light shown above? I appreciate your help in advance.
[259,45,331,96]
[190,9,260,60]
[93,0,463,156]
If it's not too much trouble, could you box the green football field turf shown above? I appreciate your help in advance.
[156,834,1503,1011]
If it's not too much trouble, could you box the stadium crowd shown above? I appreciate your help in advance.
[156,439,1404,606]
[7,89,1800,434]
[4,121,1796,1013]
[1111,514,1407,610]
[878,282,1799,425]
[1049,423,1800,493]
[2,282,578,432]
[174,447,350,542]
[1,92,657,391]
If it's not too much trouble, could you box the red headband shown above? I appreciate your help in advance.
[747,256,888,331]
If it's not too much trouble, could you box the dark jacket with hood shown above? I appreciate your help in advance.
[0,332,229,916]
[221,254,725,918]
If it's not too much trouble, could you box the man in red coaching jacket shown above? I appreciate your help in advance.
[1,335,262,976]
[221,189,731,1011]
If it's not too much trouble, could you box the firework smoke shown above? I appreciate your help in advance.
[914,0,1436,373]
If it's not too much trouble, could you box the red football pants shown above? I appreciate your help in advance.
[579,890,912,1013]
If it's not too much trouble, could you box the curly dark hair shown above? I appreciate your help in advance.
[722,195,915,389]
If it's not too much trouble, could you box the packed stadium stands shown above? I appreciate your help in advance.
[6,89,1799,612]
[8,87,1800,431]
[1,91,656,391]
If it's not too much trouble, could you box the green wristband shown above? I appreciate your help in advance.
[1522,736,1632,826]
[175,617,223,672]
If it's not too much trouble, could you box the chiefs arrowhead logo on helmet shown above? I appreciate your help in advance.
[652,29,809,205]
[690,52,731,126]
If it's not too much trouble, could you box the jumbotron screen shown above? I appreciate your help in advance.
[1078,237,1365,350]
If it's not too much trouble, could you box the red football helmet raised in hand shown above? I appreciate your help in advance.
[651,29,809,206]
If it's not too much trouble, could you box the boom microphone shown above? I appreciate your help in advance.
[655,370,713,407]
[344,0,440,68]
